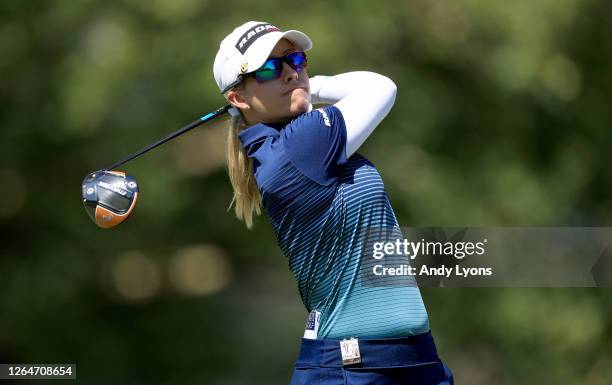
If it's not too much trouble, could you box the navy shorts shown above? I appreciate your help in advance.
[290,331,453,385]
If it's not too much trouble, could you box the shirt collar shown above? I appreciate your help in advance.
[238,122,285,148]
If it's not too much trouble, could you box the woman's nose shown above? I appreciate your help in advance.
[282,62,299,83]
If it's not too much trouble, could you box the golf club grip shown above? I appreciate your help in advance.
[104,105,231,171]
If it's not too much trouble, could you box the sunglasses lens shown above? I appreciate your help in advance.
[255,59,282,82]
[287,52,307,71]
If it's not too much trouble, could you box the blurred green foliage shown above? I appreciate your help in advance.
[0,0,611,384]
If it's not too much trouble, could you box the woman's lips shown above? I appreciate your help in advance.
[283,86,308,95]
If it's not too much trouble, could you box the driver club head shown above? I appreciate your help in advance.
[82,170,139,228]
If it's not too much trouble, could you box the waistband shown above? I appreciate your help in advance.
[295,331,440,369]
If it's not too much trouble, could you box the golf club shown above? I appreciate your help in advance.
[82,104,231,228]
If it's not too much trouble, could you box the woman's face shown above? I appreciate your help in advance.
[228,39,310,124]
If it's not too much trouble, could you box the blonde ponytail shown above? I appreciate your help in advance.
[226,113,262,229]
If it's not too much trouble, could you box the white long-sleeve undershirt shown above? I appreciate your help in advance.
[309,71,397,157]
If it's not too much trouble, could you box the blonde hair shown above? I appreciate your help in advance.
[226,112,262,229]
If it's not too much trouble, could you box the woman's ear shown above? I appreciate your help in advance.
[226,89,250,111]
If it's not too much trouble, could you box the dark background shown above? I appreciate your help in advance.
[1,0,611,384]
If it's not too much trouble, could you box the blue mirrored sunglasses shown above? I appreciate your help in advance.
[223,51,307,93]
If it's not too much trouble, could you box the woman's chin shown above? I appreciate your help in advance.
[289,98,310,116]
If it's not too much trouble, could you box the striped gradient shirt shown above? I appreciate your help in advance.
[239,106,430,339]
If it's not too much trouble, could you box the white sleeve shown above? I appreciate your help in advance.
[309,71,397,157]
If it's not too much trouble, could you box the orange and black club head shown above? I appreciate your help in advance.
[82,170,139,228]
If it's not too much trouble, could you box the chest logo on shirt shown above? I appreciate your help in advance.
[317,108,331,127]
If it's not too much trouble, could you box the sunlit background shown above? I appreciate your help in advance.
[1,0,611,384]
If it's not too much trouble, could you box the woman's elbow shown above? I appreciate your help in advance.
[381,75,397,102]
[368,72,397,103]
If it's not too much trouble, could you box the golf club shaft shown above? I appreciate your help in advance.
[104,105,231,171]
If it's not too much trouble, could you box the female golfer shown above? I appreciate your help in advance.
[214,21,454,385]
